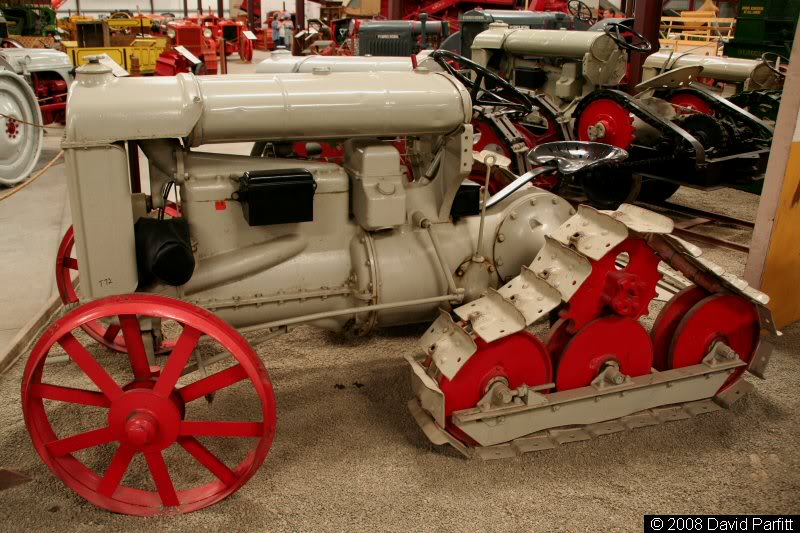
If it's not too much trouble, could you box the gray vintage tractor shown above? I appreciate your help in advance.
[26,59,775,516]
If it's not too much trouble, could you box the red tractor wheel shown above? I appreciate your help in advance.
[22,294,277,515]
[437,331,552,444]
[56,209,180,353]
[239,37,253,63]
[55,227,128,352]
[668,294,760,393]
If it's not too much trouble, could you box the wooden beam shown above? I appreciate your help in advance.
[628,0,663,90]
[744,25,800,328]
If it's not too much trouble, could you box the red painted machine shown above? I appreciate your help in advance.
[191,13,253,62]
[155,20,219,76]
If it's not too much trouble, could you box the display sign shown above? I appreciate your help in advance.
[243,30,257,40]
[96,54,129,77]
[174,45,202,65]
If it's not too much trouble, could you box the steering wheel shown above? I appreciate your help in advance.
[603,21,652,52]
[430,49,532,115]
[761,51,789,77]
[568,0,594,23]
[110,12,133,19]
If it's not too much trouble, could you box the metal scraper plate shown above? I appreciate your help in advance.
[455,289,526,343]
[529,237,593,300]
[419,310,477,380]
[496,266,562,325]
[550,205,629,260]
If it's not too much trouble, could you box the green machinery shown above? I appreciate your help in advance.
[724,0,800,59]
[0,2,57,36]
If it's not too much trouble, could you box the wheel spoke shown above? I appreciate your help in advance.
[46,426,115,456]
[31,383,111,407]
[58,333,123,401]
[178,436,236,485]
[153,326,202,397]
[102,323,121,343]
[145,451,180,507]
[180,420,263,438]
[119,315,152,380]
[63,257,78,270]
[97,445,135,497]
[178,364,247,403]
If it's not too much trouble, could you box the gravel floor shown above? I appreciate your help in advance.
[1,187,798,531]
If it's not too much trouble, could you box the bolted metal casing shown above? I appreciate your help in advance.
[62,65,573,334]
[642,51,783,93]
[471,24,628,103]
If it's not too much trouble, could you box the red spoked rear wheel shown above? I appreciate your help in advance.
[22,294,276,515]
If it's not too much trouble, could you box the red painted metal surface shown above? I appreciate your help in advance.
[556,238,662,333]
[22,294,277,515]
[437,330,551,421]
[55,227,129,353]
[469,115,562,193]
[31,73,68,125]
[239,36,254,62]
[668,93,715,115]
[554,316,653,390]
[650,285,709,370]
[668,294,760,393]
[575,98,636,149]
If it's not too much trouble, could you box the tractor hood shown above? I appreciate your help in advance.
[64,60,472,147]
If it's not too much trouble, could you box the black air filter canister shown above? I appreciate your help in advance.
[134,218,195,286]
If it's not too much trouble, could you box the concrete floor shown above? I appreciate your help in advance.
[0,51,798,530]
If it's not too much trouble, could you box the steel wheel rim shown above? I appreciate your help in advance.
[22,294,277,515]
[55,227,130,352]
[650,285,709,370]
[667,293,760,393]
[555,316,653,391]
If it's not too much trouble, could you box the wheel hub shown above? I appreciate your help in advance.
[575,98,635,149]
[555,316,653,391]
[108,389,182,451]
[125,411,159,447]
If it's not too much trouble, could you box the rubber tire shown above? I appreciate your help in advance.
[638,180,681,204]
[581,168,642,210]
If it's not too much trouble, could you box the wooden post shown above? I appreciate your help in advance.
[248,0,255,31]
[217,0,224,18]
[296,0,305,30]
[183,0,189,18]
[130,56,142,77]
[744,26,800,328]
[388,0,401,19]
[627,0,662,91]
[218,37,227,73]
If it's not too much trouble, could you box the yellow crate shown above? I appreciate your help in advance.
[65,38,167,75]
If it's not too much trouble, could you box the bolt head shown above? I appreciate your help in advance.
[125,412,158,447]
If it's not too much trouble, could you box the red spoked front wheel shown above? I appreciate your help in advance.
[22,294,277,515]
